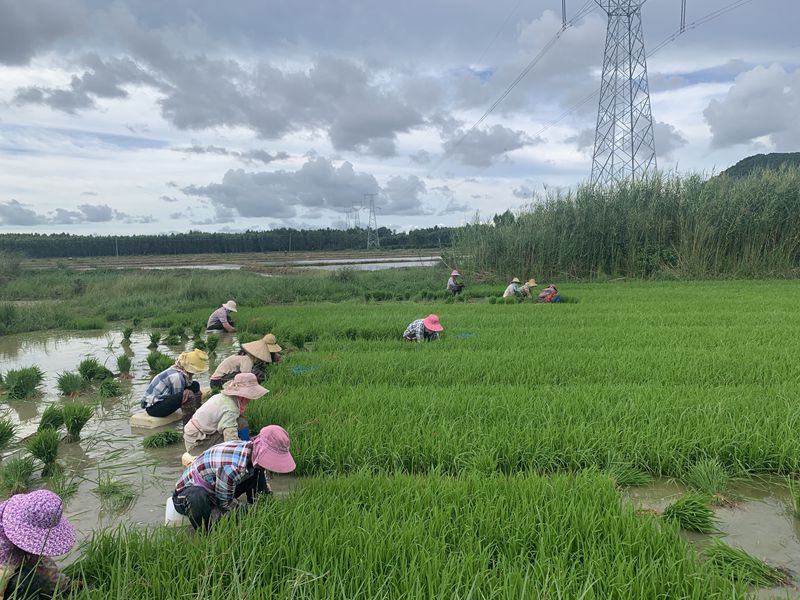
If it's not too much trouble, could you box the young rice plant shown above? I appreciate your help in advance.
[38,405,65,432]
[63,403,94,442]
[662,493,717,534]
[142,430,182,449]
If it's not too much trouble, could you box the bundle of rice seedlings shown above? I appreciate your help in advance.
[604,461,653,488]
[25,429,60,476]
[122,326,133,342]
[99,378,122,398]
[192,338,207,351]
[0,418,15,452]
[148,331,160,348]
[37,405,65,432]
[205,335,219,354]
[706,539,787,586]
[162,333,182,346]
[78,357,114,382]
[116,355,132,378]
[685,458,732,504]
[3,366,44,399]
[142,430,182,449]
[94,474,135,512]
[662,493,717,533]
[46,468,80,505]
[57,371,88,396]
[191,324,204,339]
[168,325,186,339]
[63,403,94,443]
[146,351,173,374]
[0,457,35,495]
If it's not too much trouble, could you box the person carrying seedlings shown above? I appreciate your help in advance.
[141,349,208,422]
[183,373,267,456]
[207,300,238,333]
[0,490,80,599]
[519,278,538,299]
[538,284,561,303]
[172,425,296,531]
[446,270,463,296]
[403,314,444,342]
[502,277,522,298]
[209,334,282,392]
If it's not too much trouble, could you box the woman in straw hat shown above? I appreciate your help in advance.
[0,490,79,598]
[183,373,268,456]
[172,425,296,531]
[209,334,282,393]
[141,349,209,421]
[519,278,538,299]
[446,270,463,296]
[502,277,522,298]
[403,314,444,342]
[206,300,238,333]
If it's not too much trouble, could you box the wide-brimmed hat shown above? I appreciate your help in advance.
[241,334,282,362]
[423,314,443,332]
[510,277,521,284]
[450,270,460,277]
[0,501,23,566]
[175,349,209,374]
[222,300,238,312]
[223,372,269,400]
[2,491,75,557]
[525,279,538,288]
[252,425,296,473]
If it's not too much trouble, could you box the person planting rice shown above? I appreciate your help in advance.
[502,277,522,298]
[0,490,80,599]
[184,373,267,456]
[403,314,443,342]
[538,284,561,303]
[209,334,282,392]
[141,349,208,423]
[519,278,538,299]
[446,270,463,295]
[172,425,296,531]
[207,300,238,332]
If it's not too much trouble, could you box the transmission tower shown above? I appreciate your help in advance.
[352,202,361,229]
[344,208,351,230]
[591,0,657,187]
[365,193,379,249]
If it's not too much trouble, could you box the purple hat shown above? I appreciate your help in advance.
[0,501,24,566]
[2,490,75,557]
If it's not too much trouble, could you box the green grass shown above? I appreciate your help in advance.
[0,457,35,496]
[38,405,65,432]
[2,366,44,399]
[69,472,742,598]
[0,418,15,452]
[62,403,94,442]
[662,493,717,533]
[25,429,60,476]
[142,430,182,449]
[57,371,89,396]
[705,539,787,586]
[94,475,135,512]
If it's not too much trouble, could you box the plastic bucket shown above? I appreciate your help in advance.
[165,496,189,526]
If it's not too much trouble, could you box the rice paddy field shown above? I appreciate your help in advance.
[4,274,800,598]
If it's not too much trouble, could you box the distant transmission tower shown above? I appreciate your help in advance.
[352,202,361,229]
[365,193,379,249]
[344,208,352,230]
[591,0,657,186]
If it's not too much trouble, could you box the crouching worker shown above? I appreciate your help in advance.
[502,277,522,298]
[520,279,538,299]
[403,314,443,342]
[172,425,296,531]
[1,490,79,599]
[538,284,561,303]
[184,373,267,456]
[209,334,282,392]
[207,300,237,333]
[447,270,463,295]
[141,349,209,423]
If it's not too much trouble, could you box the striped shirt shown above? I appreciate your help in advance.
[207,307,231,330]
[141,367,188,408]
[403,319,439,342]
[175,441,254,509]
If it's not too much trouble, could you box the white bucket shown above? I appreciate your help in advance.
[165,496,189,526]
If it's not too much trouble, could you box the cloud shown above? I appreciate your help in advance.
[0,200,47,225]
[0,0,86,65]
[160,195,179,203]
[409,150,431,165]
[0,200,150,226]
[174,145,289,165]
[512,185,533,199]
[442,124,538,167]
[381,175,427,215]
[654,122,688,160]
[565,128,596,152]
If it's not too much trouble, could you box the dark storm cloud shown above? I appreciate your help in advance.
[174,145,290,165]
[0,0,86,65]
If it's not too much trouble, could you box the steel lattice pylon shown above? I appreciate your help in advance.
[591,0,657,186]
[365,193,379,249]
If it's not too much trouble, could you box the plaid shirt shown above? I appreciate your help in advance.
[175,441,254,509]
[207,307,231,329]
[403,319,439,342]
[140,367,187,408]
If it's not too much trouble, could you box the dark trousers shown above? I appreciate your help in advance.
[145,381,200,417]
[4,565,52,599]
[173,468,270,530]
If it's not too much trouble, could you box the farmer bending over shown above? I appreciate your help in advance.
[520,279,538,299]
[184,373,267,456]
[172,425,296,531]
[141,349,208,423]
[207,300,237,333]
[403,314,443,342]
[447,270,463,295]
[502,277,522,298]
[210,334,282,392]
[0,490,81,599]
[538,284,561,303]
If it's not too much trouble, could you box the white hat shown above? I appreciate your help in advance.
[222,300,238,312]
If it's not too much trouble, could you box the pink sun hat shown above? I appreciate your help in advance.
[423,314,443,332]
[223,372,269,400]
[2,490,75,557]
[252,425,296,473]
[450,270,460,277]
[0,501,24,566]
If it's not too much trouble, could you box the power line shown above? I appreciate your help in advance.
[473,0,525,68]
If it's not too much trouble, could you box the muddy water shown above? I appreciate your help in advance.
[0,330,300,563]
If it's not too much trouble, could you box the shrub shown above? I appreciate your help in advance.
[142,430,182,449]
[63,403,94,442]
[57,371,88,396]
[0,457,35,495]
[662,493,717,533]
[0,418,15,452]
[3,366,44,399]
[25,429,60,476]
[38,405,65,432]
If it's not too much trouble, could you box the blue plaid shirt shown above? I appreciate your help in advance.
[403,319,439,342]
[175,441,254,509]
[140,367,188,408]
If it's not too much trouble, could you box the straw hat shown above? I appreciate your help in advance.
[2,491,75,557]
[525,279,538,288]
[222,300,238,312]
[241,334,282,363]
[252,425,296,473]
[176,349,209,374]
[222,372,269,400]
[423,314,443,332]
[510,277,521,284]
[450,270,460,277]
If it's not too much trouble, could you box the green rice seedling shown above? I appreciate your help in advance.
[62,403,94,442]
[78,357,114,382]
[46,468,80,505]
[142,430,182,449]
[191,324,204,339]
[116,354,132,377]
[205,335,219,354]
[663,493,717,533]
[686,458,732,504]
[146,351,174,374]
[192,338,207,351]
[0,457,35,495]
[25,429,60,476]
[56,371,88,396]
[3,366,44,399]
[94,474,135,512]
[605,461,653,487]
[37,405,64,432]
[122,326,133,342]
[0,418,15,452]
[168,324,186,339]
[99,378,122,398]
[148,331,160,348]
[706,539,787,586]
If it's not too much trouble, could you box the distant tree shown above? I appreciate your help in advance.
[720,153,800,179]
[492,210,516,227]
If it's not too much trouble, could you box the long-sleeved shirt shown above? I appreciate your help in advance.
[207,307,234,331]
[447,276,459,291]
[175,441,254,509]
[211,354,255,380]
[184,393,241,443]
[502,283,521,298]
[140,367,189,408]
[403,319,439,343]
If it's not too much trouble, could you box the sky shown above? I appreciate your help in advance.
[0,0,797,235]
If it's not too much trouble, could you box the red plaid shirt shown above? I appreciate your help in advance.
[175,441,254,509]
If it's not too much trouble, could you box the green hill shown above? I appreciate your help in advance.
[721,152,800,178]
